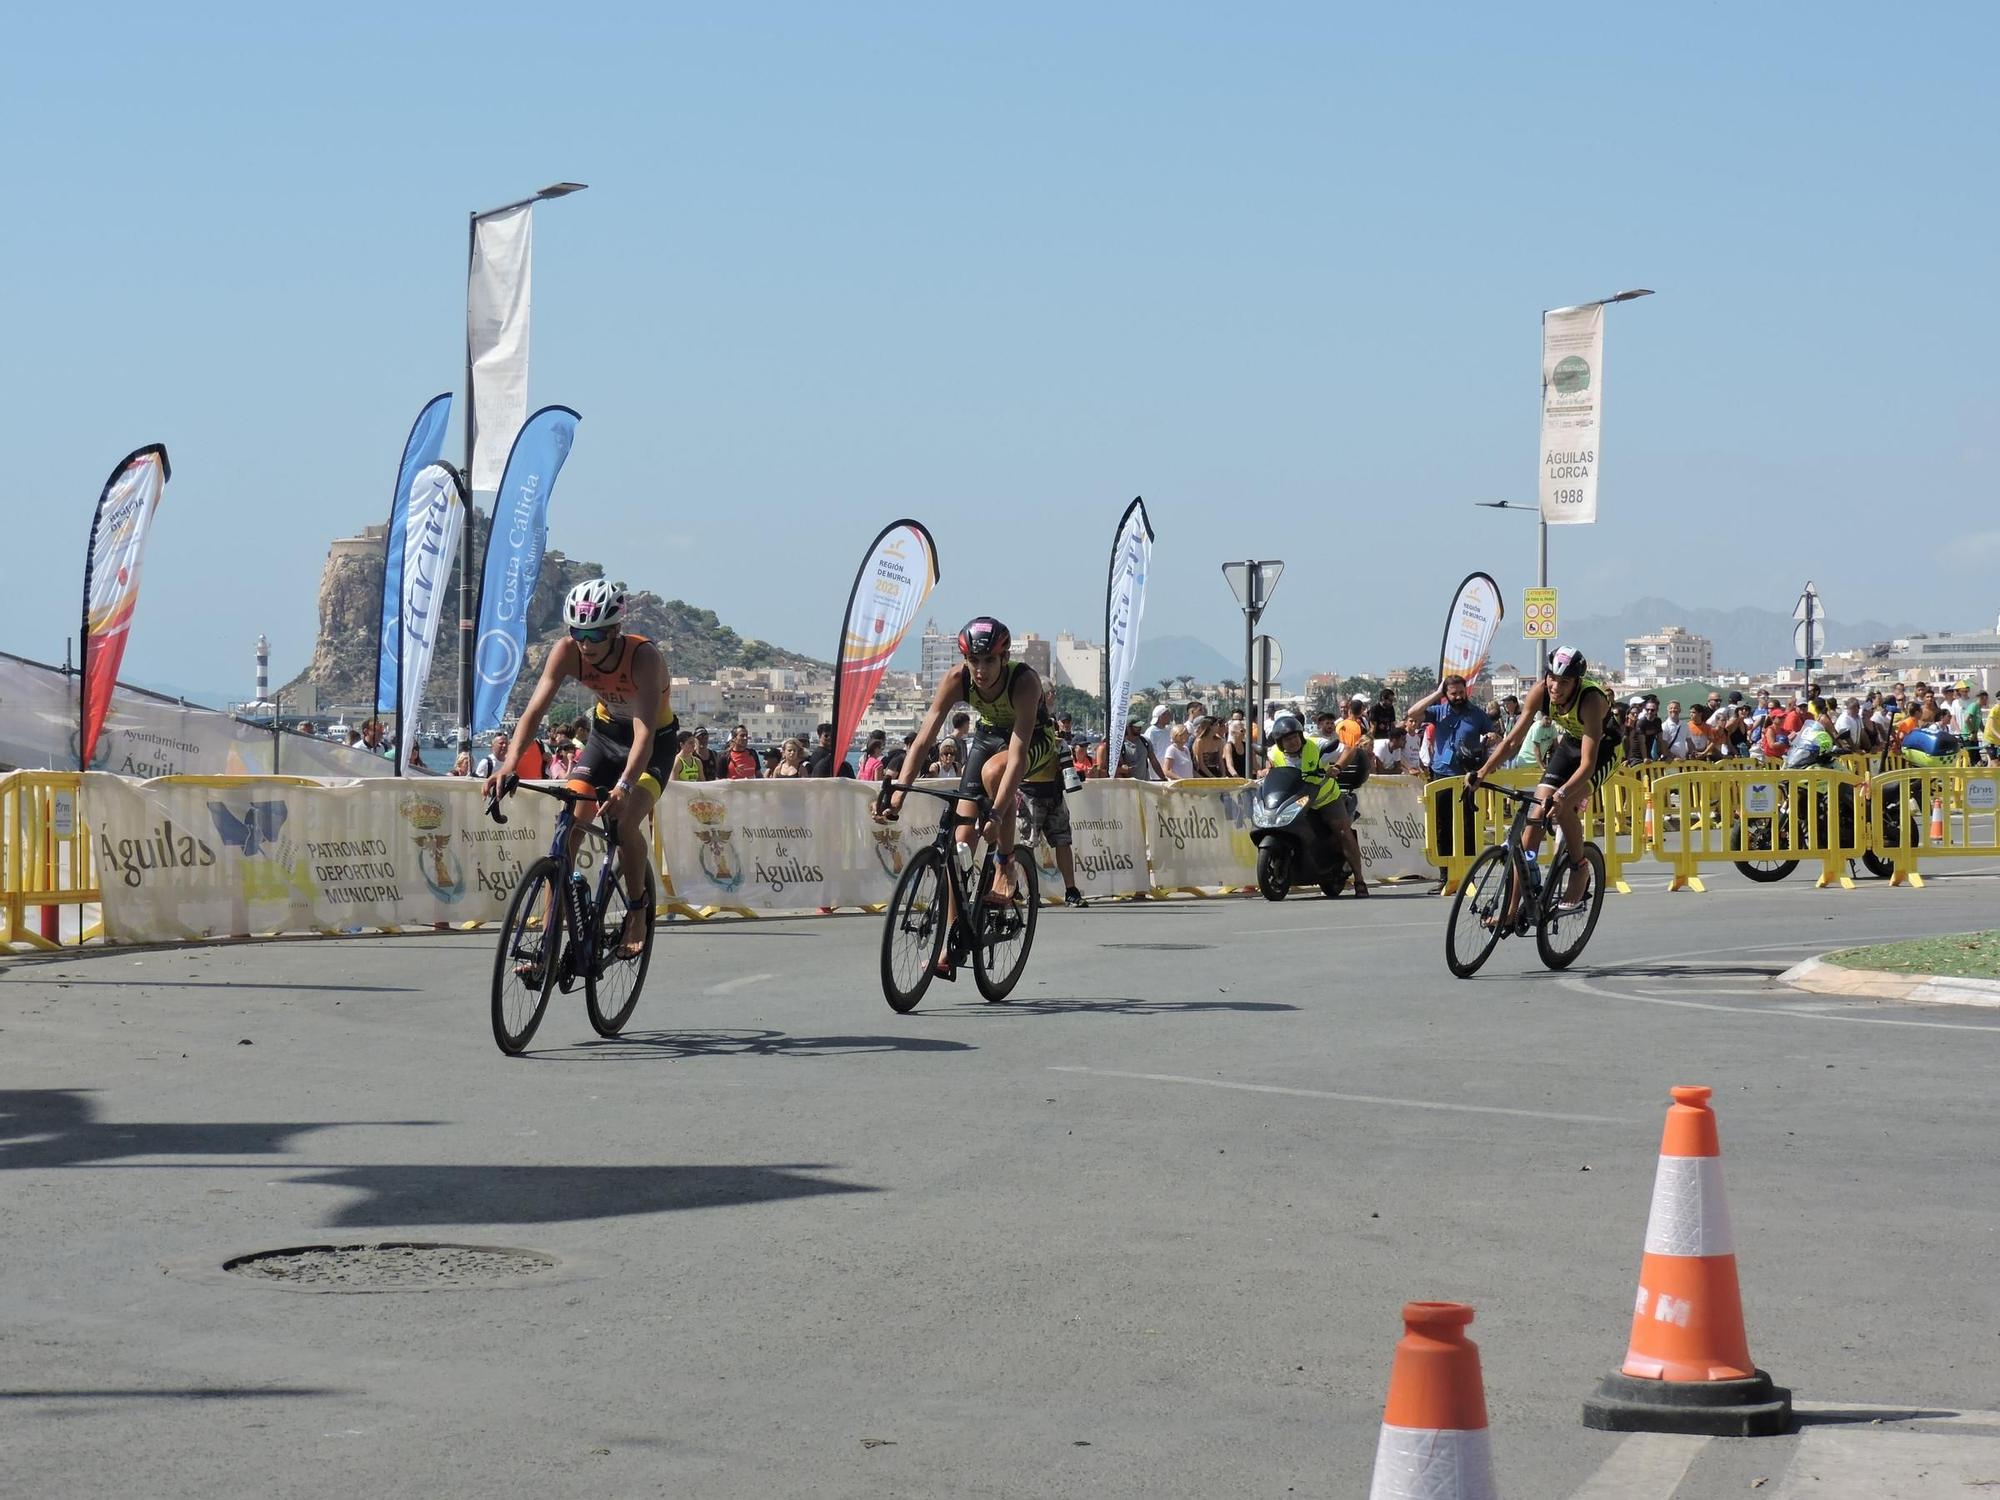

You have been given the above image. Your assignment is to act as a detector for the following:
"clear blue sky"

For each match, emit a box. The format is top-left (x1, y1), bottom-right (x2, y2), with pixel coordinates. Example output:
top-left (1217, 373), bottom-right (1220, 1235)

top-left (7, 3), bottom-right (1996, 703)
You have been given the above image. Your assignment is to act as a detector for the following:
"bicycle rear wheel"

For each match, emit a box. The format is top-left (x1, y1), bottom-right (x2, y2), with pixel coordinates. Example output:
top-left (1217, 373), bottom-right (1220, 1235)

top-left (972, 852), bottom-right (1039, 1002)
top-left (1444, 846), bottom-right (1512, 979)
top-left (492, 858), bottom-right (563, 1056)
top-left (1536, 842), bottom-right (1607, 970)
top-left (586, 858), bottom-right (656, 1037)
top-left (881, 846), bottom-right (948, 1013)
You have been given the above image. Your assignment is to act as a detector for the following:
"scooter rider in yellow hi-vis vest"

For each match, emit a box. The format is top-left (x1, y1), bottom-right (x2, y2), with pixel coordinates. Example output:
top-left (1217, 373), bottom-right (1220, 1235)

top-left (1267, 712), bottom-right (1369, 896)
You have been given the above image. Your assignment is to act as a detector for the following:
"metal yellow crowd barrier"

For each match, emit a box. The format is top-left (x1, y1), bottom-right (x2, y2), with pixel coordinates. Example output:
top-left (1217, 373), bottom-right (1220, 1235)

top-left (1, 772), bottom-right (98, 950)
top-left (1865, 765), bottom-right (2000, 887)
top-left (1422, 760), bottom-right (2000, 894)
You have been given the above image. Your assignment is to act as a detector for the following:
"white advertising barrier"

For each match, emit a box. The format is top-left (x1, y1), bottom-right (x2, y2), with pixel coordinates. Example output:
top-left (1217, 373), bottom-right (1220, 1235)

top-left (1137, 776), bottom-right (1434, 890)
top-left (658, 776), bottom-right (1155, 913)
top-left (84, 773), bottom-right (618, 943)
top-left (1021, 779), bottom-right (1152, 902)
top-left (0, 654), bottom-right (394, 779)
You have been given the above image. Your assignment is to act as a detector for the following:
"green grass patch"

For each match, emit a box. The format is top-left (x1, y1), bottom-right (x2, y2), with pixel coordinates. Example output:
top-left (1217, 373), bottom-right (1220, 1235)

top-left (1825, 930), bottom-right (2000, 981)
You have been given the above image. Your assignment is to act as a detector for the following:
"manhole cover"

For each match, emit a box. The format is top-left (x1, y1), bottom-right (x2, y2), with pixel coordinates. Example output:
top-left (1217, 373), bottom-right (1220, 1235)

top-left (223, 1242), bottom-right (559, 1292)
top-left (1099, 942), bottom-right (1212, 951)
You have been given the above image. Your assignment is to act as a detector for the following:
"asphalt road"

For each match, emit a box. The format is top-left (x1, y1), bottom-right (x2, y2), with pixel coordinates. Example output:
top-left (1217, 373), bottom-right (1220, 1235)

top-left (5, 864), bottom-right (1999, 1497)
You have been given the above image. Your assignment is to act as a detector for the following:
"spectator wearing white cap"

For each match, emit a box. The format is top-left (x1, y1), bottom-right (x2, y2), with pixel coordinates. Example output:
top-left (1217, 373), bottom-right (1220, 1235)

top-left (1143, 704), bottom-right (1176, 781)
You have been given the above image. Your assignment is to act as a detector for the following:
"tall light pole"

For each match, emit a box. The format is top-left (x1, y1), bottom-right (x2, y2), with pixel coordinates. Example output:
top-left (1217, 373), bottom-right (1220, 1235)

top-left (1531, 287), bottom-right (1654, 682)
top-left (1473, 500), bottom-right (1543, 678)
top-left (456, 181), bottom-right (588, 743)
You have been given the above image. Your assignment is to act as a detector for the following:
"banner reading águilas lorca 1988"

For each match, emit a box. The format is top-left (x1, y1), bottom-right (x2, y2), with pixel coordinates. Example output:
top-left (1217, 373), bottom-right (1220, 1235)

top-left (1540, 302), bottom-right (1603, 526)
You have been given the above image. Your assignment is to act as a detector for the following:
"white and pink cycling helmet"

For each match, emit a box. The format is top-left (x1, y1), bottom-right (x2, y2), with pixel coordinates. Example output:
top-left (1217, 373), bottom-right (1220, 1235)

top-left (564, 578), bottom-right (628, 630)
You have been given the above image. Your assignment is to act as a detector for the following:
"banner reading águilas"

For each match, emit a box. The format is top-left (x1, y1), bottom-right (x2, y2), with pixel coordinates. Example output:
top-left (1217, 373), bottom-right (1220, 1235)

top-left (375, 393), bottom-right (453, 721)
top-left (86, 773), bottom-right (577, 943)
top-left (831, 521), bottom-right (939, 764)
top-left (78, 445), bottom-right (172, 768)
top-left (472, 405), bottom-right (580, 733)
top-left (1438, 572), bottom-right (1504, 686)
top-left (1540, 303), bottom-right (1603, 525)
top-left (1102, 497), bottom-right (1154, 775)
top-left (396, 464), bottom-right (466, 770)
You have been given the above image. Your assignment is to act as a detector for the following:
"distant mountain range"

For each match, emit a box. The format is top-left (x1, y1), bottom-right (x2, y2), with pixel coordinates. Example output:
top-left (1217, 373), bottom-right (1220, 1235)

top-left (1132, 635), bottom-right (1244, 686)
top-left (1557, 596), bottom-right (1932, 675)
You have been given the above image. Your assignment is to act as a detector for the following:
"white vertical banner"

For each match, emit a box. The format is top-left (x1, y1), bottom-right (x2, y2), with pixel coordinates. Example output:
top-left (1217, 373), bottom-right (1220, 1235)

top-left (1539, 302), bottom-right (1604, 525)
top-left (468, 204), bottom-right (534, 492)
top-left (1102, 497), bottom-right (1154, 775)
top-left (395, 465), bottom-right (466, 770)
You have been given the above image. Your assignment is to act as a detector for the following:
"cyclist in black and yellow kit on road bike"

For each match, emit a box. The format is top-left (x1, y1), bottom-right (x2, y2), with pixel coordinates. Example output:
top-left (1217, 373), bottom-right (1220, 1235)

top-left (1467, 645), bottom-right (1621, 924)
top-left (878, 617), bottom-right (1057, 963)
top-left (484, 578), bottom-right (676, 958)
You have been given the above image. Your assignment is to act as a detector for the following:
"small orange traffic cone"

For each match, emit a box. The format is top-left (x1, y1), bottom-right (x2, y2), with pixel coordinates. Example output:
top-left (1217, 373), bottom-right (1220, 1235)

top-left (1582, 1086), bottom-right (1791, 1436)
top-left (1643, 792), bottom-right (1656, 844)
top-left (1368, 1302), bottom-right (1497, 1500)
top-left (1929, 794), bottom-right (1946, 843)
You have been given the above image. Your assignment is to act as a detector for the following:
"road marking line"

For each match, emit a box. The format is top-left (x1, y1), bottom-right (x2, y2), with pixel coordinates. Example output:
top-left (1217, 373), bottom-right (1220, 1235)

top-left (706, 972), bottom-right (775, 995)
top-left (1793, 1400), bottom-right (2000, 1428)
top-left (1048, 1066), bottom-right (1629, 1123)
top-left (1776, 1427), bottom-right (2000, 1495)
top-left (1559, 976), bottom-right (2000, 1034)
top-left (1229, 919), bottom-right (1444, 937)
top-left (1567, 1432), bottom-right (1708, 1499)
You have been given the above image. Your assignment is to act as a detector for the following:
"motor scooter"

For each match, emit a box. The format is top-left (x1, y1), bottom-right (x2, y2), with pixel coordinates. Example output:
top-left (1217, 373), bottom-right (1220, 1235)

top-left (1248, 763), bottom-right (1351, 901)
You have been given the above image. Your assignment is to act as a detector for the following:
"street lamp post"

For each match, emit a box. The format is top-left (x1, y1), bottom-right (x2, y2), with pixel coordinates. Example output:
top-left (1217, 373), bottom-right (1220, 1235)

top-left (1526, 287), bottom-right (1654, 682)
top-left (457, 181), bottom-right (588, 745)
top-left (1222, 561), bottom-right (1284, 777)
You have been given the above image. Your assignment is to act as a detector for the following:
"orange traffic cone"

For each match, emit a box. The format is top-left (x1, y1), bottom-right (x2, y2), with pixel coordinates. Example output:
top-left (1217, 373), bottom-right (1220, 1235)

top-left (1582, 1086), bottom-right (1791, 1436)
top-left (1368, 1302), bottom-right (1497, 1500)
top-left (1643, 792), bottom-right (1656, 844)
top-left (1929, 795), bottom-right (1945, 843)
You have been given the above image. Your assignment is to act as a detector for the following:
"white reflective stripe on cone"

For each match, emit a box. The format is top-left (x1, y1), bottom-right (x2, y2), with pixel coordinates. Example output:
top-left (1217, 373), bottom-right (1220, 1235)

top-left (1369, 1423), bottom-right (1496, 1500)
top-left (1643, 1154), bottom-right (1735, 1258)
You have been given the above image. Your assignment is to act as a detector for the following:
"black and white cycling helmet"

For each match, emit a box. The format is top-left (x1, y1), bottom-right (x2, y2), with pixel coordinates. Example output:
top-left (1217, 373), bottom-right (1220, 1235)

top-left (564, 578), bottom-right (628, 629)
top-left (1549, 646), bottom-right (1587, 681)
top-left (1269, 712), bottom-right (1305, 740)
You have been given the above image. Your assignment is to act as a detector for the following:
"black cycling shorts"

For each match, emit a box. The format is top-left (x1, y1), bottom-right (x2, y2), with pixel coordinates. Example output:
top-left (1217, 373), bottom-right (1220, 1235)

top-left (1540, 736), bottom-right (1619, 792)
top-left (958, 724), bottom-right (1060, 804)
top-left (571, 718), bottom-right (679, 799)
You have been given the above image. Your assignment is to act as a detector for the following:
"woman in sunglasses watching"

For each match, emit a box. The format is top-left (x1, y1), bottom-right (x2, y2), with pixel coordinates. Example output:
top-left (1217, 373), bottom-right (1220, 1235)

top-left (483, 578), bottom-right (673, 957)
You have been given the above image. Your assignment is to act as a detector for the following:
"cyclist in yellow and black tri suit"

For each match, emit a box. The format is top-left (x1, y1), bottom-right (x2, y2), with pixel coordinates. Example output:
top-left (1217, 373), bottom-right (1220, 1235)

top-left (879, 616), bottom-right (1055, 925)
top-left (484, 578), bottom-right (674, 957)
top-left (1468, 645), bottom-right (1621, 917)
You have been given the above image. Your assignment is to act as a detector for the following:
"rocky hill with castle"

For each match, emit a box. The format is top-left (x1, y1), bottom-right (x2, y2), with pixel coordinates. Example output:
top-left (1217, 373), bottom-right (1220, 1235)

top-left (277, 513), bottom-right (825, 722)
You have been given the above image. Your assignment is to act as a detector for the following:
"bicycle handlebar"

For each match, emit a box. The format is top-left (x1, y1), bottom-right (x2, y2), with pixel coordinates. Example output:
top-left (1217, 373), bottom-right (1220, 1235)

top-left (874, 779), bottom-right (993, 822)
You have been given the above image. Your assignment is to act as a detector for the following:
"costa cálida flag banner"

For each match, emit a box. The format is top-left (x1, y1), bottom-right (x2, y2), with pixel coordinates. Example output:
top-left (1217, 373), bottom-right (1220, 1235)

top-left (468, 205), bottom-right (533, 493)
top-left (1102, 496), bottom-right (1154, 777)
top-left (374, 393), bottom-right (454, 721)
top-left (78, 444), bottom-right (171, 768)
top-left (1437, 572), bottom-right (1503, 686)
top-left (830, 521), bottom-right (940, 768)
top-left (394, 463), bottom-right (466, 771)
top-left (471, 405), bottom-right (580, 733)
top-left (1540, 302), bottom-right (1604, 525)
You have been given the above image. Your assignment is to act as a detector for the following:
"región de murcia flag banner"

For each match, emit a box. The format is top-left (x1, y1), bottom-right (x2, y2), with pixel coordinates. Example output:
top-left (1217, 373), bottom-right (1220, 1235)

top-left (79, 444), bottom-right (171, 768)
top-left (1437, 572), bottom-right (1504, 686)
top-left (1540, 302), bottom-right (1604, 525)
top-left (830, 521), bottom-right (940, 766)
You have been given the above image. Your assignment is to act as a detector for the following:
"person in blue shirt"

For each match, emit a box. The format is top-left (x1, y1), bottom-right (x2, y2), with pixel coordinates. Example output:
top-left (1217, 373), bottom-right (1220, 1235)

top-left (1409, 674), bottom-right (1497, 779)
top-left (1408, 673), bottom-right (1497, 870)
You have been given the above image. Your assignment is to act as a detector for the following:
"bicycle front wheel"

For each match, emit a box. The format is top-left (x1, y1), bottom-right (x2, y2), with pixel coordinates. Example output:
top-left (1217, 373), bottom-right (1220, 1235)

top-left (1444, 846), bottom-right (1512, 979)
top-left (492, 858), bottom-right (564, 1056)
top-left (1536, 842), bottom-right (1607, 971)
top-left (586, 859), bottom-right (657, 1037)
top-left (972, 852), bottom-right (1039, 1002)
top-left (881, 846), bottom-right (948, 1013)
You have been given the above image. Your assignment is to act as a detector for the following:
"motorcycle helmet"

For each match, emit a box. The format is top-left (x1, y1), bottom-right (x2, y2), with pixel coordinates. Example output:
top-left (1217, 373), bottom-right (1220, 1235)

top-left (1269, 712), bottom-right (1305, 741)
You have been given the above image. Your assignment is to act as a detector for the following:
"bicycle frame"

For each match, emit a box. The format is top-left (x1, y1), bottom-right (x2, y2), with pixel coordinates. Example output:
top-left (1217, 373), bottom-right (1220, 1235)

top-left (489, 782), bottom-right (626, 985)
top-left (882, 781), bottom-right (1000, 951)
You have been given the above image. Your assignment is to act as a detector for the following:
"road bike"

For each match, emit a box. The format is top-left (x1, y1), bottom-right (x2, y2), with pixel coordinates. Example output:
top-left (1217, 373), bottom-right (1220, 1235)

top-left (1445, 782), bottom-right (1606, 978)
top-left (876, 782), bottom-right (1038, 1011)
top-left (486, 780), bottom-right (657, 1055)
